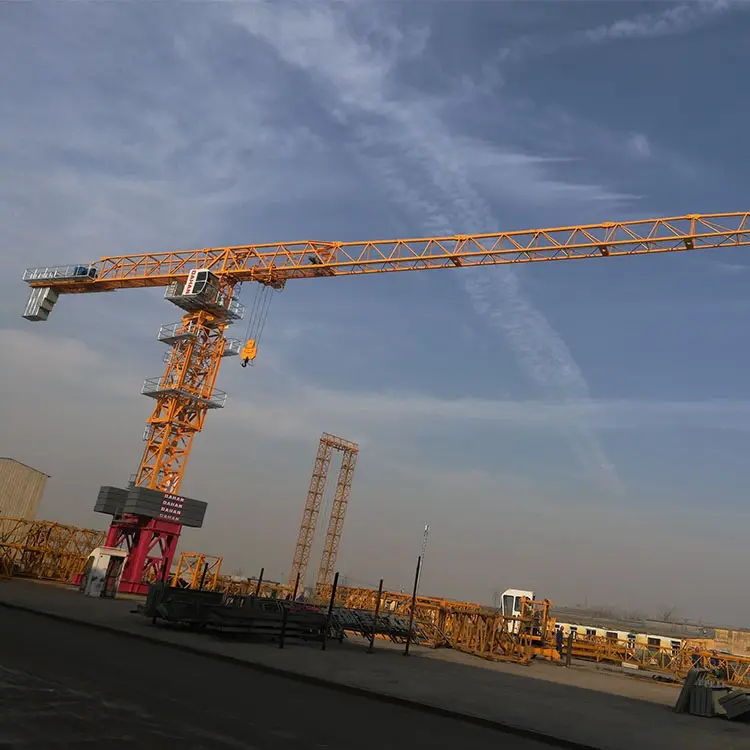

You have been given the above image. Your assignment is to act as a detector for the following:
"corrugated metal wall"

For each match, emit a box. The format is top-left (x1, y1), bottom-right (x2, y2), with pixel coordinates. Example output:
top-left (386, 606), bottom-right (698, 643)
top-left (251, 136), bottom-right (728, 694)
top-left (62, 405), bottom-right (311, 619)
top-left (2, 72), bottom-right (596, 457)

top-left (0, 458), bottom-right (49, 520)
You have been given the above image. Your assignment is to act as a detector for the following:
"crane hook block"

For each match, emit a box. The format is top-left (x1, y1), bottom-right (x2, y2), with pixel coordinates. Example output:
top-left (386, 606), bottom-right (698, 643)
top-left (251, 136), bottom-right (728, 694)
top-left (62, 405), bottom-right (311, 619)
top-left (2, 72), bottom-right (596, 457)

top-left (240, 339), bottom-right (258, 367)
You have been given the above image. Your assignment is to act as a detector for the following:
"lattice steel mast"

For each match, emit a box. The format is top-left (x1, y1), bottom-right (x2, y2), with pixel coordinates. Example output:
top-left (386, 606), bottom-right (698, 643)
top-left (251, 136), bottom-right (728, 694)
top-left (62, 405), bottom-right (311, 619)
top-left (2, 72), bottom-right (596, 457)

top-left (315, 439), bottom-right (358, 588)
top-left (21, 212), bottom-right (750, 494)
top-left (287, 436), bottom-right (334, 590)
top-left (287, 433), bottom-right (359, 590)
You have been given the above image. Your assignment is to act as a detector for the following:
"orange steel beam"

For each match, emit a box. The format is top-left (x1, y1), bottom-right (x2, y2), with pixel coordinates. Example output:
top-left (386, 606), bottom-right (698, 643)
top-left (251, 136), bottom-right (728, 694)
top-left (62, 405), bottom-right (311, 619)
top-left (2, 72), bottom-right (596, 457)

top-left (171, 551), bottom-right (223, 590)
top-left (23, 213), bottom-right (750, 294)
top-left (0, 517), bottom-right (106, 583)
top-left (315, 440), bottom-right (359, 588)
top-left (21, 212), bottom-right (750, 506)
top-left (136, 310), bottom-right (229, 492)
top-left (288, 436), bottom-right (335, 590)
top-left (569, 635), bottom-right (750, 688)
top-left (288, 433), bottom-right (358, 590)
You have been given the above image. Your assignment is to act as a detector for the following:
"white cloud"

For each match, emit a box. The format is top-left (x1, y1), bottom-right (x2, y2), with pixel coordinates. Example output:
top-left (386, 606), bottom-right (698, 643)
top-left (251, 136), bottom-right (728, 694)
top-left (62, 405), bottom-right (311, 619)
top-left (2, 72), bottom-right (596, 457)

top-left (4, 325), bottom-right (750, 621)
top-left (584, 0), bottom-right (735, 43)
top-left (3, 3), bottom-right (748, 623)
top-left (628, 133), bottom-right (652, 159)
top-left (231, 1), bottom-right (630, 495)
top-left (0, 7), bottom-right (346, 275)
top-left (5, 327), bottom-right (750, 444)
top-left (498, 0), bottom-right (740, 63)
top-left (712, 262), bottom-right (750, 274)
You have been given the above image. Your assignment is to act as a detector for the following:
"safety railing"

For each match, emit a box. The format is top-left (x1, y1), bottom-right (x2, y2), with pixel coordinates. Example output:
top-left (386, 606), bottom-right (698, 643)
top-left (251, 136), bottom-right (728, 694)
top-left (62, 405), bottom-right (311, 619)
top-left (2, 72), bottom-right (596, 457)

top-left (22, 264), bottom-right (98, 283)
top-left (141, 378), bottom-right (228, 408)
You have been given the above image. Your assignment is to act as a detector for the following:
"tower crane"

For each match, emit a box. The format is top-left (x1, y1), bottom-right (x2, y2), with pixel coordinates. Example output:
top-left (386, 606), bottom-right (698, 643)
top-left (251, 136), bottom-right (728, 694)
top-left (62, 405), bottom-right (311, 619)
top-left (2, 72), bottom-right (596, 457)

top-left (20, 212), bottom-right (750, 591)
top-left (21, 213), bottom-right (750, 497)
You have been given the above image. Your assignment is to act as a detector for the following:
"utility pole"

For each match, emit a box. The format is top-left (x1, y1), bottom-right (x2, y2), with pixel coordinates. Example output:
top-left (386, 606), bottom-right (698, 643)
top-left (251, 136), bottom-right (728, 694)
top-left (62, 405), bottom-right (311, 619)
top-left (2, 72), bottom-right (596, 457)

top-left (416, 523), bottom-right (429, 593)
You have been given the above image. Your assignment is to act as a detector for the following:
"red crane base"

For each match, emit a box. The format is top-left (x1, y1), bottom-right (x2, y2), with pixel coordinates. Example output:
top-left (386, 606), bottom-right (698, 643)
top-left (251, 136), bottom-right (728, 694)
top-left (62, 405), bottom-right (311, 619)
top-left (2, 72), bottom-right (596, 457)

top-left (104, 515), bottom-right (182, 595)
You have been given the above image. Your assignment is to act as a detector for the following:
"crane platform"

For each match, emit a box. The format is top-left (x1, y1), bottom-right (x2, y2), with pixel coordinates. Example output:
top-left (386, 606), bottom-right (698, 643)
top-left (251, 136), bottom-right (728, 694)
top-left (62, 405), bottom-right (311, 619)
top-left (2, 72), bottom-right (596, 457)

top-left (140, 378), bottom-right (228, 409)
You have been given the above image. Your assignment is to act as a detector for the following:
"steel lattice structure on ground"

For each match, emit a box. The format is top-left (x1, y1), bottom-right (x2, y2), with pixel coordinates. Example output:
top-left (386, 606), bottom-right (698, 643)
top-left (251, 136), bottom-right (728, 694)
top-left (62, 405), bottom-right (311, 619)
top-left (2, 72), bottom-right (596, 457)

top-left (214, 577), bottom-right (289, 599)
top-left (21, 213), bottom-right (750, 501)
top-left (0, 517), bottom-right (105, 583)
top-left (287, 433), bottom-right (359, 590)
top-left (171, 551), bottom-right (223, 590)
top-left (569, 635), bottom-right (750, 688)
top-left (325, 583), bottom-right (750, 686)
top-left (168, 551), bottom-right (290, 599)
top-left (321, 583), bottom-right (555, 662)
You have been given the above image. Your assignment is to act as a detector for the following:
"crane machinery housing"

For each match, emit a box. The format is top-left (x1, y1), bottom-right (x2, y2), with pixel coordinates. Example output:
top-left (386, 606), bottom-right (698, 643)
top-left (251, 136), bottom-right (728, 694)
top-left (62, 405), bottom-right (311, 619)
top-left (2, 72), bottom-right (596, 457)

top-left (21, 213), bottom-right (750, 590)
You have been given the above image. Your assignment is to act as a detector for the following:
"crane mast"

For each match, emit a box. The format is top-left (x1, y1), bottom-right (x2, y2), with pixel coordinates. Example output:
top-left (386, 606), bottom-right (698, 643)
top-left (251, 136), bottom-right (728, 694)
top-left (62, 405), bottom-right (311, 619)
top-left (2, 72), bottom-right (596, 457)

top-left (138, 309), bottom-right (233, 491)
top-left (20, 212), bottom-right (750, 498)
top-left (288, 433), bottom-right (359, 591)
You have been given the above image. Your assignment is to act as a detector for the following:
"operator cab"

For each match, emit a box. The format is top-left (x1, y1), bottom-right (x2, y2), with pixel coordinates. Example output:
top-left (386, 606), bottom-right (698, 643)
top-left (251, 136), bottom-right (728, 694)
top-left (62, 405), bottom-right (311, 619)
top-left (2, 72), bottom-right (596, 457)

top-left (500, 588), bottom-right (535, 634)
top-left (500, 588), bottom-right (535, 618)
top-left (182, 268), bottom-right (218, 298)
top-left (73, 265), bottom-right (98, 280)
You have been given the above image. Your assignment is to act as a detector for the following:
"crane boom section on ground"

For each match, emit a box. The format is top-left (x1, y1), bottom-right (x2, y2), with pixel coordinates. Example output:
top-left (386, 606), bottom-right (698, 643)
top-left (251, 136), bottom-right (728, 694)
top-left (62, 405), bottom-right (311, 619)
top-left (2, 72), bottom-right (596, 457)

top-left (22, 212), bottom-right (750, 294)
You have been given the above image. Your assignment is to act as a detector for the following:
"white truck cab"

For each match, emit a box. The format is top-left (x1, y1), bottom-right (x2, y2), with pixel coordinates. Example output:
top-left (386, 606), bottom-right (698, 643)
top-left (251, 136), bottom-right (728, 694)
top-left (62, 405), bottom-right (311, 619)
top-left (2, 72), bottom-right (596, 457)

top-left (500, 588), bottom-right (535, 633)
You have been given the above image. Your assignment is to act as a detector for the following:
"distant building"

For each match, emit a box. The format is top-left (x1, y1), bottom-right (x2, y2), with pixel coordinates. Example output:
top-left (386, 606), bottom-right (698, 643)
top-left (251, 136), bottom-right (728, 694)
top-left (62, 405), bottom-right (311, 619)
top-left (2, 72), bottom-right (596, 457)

top-left (0, 458), bottom-right (49, 521)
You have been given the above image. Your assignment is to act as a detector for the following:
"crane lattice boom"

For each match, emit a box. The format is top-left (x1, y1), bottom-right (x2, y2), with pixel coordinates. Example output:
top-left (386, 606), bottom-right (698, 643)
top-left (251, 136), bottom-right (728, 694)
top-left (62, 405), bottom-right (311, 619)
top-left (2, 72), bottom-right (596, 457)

top-left (23, 212), bottom-right (750, 294)
top-left (19, 211), bottom-right (750, 554)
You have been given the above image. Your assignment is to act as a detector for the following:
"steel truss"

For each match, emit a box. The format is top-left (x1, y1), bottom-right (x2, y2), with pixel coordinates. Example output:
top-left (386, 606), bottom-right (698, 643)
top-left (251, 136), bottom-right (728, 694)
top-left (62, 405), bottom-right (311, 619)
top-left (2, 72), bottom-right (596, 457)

top-left (570, 635), bottom-right (750, 688)
top-left (0, 517), bottom-right (105, 582)
top-left (320, 584), bottom-right (555, 662)
top-left (288, 432), bottom-right (359, 590)
top-left (138, 309), bottom-right (232, 493)
top-left (171, 551), bottom-right (222, 590)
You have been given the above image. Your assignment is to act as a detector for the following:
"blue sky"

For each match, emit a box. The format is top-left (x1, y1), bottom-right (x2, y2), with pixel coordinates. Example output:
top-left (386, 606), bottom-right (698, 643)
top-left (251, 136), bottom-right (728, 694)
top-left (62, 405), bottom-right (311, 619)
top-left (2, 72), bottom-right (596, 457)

top-left (1, 0), bottom-right (750, 625)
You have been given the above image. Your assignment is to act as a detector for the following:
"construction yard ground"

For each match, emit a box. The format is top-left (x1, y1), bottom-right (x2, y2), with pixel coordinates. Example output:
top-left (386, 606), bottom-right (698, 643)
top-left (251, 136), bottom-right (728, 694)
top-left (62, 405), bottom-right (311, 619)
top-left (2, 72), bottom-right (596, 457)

top-left (1, 579), bottom-right (749, 750)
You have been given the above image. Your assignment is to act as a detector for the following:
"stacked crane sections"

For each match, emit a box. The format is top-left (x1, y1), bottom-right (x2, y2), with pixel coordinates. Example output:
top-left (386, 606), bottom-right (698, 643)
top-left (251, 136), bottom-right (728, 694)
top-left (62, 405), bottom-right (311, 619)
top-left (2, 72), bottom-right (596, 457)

top-left (288, 433), bottom-right (359, 591)
top-left (135, 270), bottom-right (246, 493)
top-left (0, 517), bottom-right (105, 582)
top-left (171, 551), bottom-right (223, 590)
top-left (319, 583), bottom-right (553, 661)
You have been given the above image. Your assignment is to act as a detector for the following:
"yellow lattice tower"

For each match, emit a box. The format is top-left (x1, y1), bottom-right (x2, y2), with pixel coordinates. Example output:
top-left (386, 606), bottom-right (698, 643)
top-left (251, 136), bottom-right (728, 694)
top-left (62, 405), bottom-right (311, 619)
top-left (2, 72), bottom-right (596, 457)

top-left (287, 433), bottom-right (359, 590)
top-left (20, 213), bottom-right (750, 495)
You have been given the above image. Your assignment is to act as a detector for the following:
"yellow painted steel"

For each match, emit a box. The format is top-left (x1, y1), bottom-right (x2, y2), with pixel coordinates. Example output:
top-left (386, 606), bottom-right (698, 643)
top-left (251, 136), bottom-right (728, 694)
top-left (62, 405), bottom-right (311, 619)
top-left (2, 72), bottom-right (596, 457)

top-left (288, 433), bottom-right (359, 591)
top-left (0, 517), bottom-right (105, 582)
top-left (171, 551), bottom-right (223, 590)
top-left (137, 310), bottom-right (229, 492)
top-left (569, 634), bottom-right (750, 688)
top-left (24, 213), bottom-right (750, 293)
top-left (240, 338), bottom-right (257, 363)
top-left (321, 583), bottom-right (555, 662)
top-left (23, 211), bottom-right (750, 496)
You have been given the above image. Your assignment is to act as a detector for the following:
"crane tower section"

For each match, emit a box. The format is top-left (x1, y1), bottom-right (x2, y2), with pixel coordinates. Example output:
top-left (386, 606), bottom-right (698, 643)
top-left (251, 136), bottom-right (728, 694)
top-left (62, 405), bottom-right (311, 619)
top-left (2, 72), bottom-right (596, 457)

top-left (134, 270), bottom-right (245, 493)
top-left (288, 433), bottom-right (359, 591)
top-left (135, 270), bottom-right (245, 493)
top-left (20, 213), bottom-right (750, 496)
top-left (316, 444), bottom-right (358, 588)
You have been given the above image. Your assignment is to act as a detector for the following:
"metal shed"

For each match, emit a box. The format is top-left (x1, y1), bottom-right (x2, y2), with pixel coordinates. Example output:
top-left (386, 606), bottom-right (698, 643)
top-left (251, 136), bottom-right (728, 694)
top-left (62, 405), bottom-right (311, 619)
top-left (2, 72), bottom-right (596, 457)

top-left (0, 458), bottom-right (49, 520)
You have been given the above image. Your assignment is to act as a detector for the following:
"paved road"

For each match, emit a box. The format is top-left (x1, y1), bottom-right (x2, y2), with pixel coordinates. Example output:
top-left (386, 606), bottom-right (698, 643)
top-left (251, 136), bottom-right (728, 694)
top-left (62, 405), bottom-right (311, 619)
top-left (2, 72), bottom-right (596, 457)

top-left (0, 607), bottom-right (560, 750)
